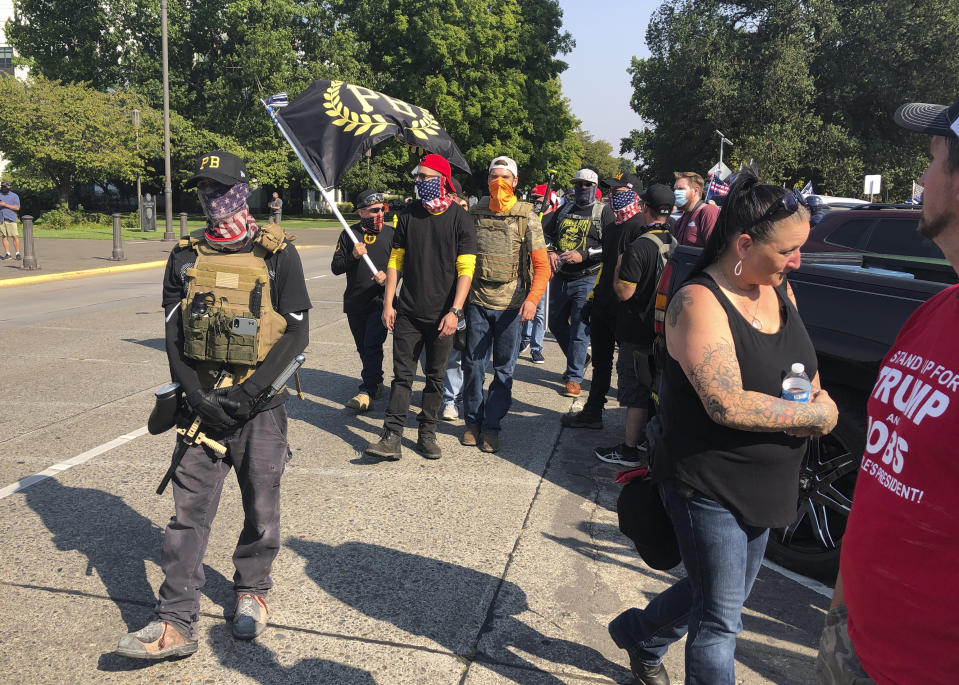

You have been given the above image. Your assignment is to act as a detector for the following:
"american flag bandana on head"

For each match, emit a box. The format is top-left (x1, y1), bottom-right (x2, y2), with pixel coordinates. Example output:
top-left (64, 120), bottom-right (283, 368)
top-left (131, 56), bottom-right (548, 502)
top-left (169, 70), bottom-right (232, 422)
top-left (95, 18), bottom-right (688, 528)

top-left (415, 176), bottom-right (454, 214)
top-left (611, 189), bottom-right (641, 225)
top-left (204, 207), bottom-right (259, 249)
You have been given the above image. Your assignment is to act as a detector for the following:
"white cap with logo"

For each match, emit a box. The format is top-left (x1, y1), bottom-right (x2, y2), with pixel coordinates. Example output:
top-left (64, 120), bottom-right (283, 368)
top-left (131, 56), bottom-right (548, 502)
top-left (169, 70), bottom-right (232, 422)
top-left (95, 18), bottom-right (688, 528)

top-left (573, 168), bottom-right (599, 185)
top-left (489, 155), bottom-right (518, 179)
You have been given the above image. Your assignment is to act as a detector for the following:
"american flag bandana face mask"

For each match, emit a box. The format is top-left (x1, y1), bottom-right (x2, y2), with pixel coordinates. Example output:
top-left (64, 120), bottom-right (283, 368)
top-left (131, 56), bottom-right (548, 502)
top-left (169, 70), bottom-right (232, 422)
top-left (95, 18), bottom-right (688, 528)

top-left (198, 181), bottom-right (251, 223)
top-left (415, 176), bottom-right (454, 213)
top-left (611, 189), bottom-right (641, 224)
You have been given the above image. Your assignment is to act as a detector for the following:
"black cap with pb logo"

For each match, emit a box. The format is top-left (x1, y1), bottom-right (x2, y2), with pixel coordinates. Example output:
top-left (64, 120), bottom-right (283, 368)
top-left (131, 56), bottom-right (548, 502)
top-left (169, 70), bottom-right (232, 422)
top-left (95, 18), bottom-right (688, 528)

top-left (185, 150), bottom-right (248, 188)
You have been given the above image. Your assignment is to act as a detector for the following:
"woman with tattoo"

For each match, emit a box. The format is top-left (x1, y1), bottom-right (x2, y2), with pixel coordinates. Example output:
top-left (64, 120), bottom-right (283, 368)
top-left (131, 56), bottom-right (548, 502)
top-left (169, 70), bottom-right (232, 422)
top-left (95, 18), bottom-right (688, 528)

top-left (608, 169), bottom-right (838, 685)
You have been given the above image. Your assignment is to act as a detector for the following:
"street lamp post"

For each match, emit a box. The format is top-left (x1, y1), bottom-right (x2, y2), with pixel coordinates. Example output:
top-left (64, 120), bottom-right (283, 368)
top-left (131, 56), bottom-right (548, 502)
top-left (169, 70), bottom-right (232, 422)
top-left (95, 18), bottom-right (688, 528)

top-left (715, 129), bottom-right (733, 172)
top-left (161, 0), bottom-right (175, 240)
top-left (132, 108), bottom-right (141, 228)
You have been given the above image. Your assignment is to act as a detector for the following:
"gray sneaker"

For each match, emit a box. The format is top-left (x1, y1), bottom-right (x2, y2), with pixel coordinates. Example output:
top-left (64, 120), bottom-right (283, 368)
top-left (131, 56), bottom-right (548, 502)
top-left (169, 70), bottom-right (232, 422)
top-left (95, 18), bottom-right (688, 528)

top-left (440, 402), bottom-right (459, 421)
top-left (116, 620), bottom-right (198, 660)
top-left (232, 594), bottom-right (269, 639)
top-left (594, 442), bottom-right (647, 467)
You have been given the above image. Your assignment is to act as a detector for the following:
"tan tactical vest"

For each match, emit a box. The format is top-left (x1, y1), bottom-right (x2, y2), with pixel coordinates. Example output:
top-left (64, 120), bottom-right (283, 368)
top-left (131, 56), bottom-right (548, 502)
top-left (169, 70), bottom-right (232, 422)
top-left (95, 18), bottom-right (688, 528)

top-left (471, 198), bottom-right (534, 289)
top-left (180, 224), bottom-right (290, 388)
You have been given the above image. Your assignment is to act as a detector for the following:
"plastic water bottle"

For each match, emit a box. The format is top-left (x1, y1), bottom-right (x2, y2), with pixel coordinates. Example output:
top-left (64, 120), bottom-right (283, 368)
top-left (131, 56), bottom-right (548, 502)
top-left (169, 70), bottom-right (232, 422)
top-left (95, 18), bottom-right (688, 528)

top-left (781, 363), bottom-right (812, 402)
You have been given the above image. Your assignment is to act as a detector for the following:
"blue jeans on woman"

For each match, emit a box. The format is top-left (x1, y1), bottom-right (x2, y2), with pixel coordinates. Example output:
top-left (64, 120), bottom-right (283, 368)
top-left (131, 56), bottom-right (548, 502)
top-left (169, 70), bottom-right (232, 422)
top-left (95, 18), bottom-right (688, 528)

top-left (462, 304), bottom-right (522, 433)
top-left (608, 480), bottom-right (770, 685)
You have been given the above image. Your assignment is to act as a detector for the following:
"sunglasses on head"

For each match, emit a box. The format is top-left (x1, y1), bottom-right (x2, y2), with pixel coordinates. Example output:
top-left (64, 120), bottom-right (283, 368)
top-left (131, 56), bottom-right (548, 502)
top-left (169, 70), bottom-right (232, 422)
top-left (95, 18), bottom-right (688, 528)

top-left (752, 190), bottom-right (806, 226)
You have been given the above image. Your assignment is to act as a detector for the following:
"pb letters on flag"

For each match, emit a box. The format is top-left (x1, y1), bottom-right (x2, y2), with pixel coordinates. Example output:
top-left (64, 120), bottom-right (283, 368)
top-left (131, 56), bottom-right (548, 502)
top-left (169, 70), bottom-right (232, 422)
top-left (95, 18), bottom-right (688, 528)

top-left (274, 80), bottom-right (470, 189)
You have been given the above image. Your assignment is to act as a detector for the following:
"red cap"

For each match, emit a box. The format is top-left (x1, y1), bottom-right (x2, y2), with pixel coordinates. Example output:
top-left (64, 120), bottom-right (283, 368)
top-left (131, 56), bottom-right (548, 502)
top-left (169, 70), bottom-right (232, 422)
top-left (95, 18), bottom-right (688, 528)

top-left (413, 153), bottom-right (453, 191)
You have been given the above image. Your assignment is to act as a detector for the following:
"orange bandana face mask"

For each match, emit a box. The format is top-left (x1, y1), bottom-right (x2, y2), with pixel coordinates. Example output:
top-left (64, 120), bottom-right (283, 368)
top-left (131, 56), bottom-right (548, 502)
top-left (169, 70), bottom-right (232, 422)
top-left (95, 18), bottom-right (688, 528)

top-left (488, 177), bottom-right (517, 213)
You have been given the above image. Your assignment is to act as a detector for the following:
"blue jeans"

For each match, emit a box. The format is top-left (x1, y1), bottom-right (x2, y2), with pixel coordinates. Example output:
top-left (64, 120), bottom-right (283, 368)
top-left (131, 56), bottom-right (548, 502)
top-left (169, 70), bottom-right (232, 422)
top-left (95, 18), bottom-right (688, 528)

top-left (547, 275), bottom-right (591, 383)
top-left (462, 304), bottom-right (523, 433)
top-left (346, 309), bottom-right (389, 394)
top-left (608, 480), bottom-right (769, 685)
top-left (444, 348), bottom-right (463, 405)
top-left (522, 291), bottom-right (547, 353)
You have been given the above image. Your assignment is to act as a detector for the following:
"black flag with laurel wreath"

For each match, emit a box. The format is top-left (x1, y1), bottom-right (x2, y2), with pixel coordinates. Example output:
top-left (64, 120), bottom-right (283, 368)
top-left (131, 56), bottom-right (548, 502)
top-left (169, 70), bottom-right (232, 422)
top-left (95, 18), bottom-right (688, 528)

top-left (273, 80), bottom-right (471, 189)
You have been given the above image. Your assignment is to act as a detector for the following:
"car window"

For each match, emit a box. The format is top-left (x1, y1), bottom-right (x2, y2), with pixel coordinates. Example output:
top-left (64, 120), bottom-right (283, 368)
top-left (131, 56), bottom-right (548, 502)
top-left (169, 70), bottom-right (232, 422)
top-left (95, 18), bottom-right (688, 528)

top-left (824, 218), bottom-right (873, 249)
top-left (866, 218), bottom-right (943, 259)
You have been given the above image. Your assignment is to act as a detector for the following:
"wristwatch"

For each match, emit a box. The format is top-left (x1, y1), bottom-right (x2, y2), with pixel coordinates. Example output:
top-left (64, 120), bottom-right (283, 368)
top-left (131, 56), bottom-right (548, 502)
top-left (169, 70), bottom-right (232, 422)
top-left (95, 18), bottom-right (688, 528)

top-left (450, 307), bottom-right (464, 320)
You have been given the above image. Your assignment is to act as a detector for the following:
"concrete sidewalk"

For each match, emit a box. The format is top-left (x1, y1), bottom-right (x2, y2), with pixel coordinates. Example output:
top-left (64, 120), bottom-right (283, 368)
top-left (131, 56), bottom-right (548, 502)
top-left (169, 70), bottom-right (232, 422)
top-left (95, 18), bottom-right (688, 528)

top-left (0, 228), bottom-right (339, 285)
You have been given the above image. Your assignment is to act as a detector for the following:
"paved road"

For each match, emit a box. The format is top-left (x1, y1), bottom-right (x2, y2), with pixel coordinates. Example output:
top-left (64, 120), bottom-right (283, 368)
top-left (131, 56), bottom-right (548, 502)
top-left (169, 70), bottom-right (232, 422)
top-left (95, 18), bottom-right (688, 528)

top-left (0, 244), bottom-right (830, 683)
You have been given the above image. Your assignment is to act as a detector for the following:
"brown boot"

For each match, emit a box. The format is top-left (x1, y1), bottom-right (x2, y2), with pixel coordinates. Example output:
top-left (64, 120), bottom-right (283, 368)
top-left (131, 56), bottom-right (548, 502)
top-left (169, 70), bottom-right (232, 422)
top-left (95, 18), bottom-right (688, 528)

top-left (563, 381), bottom-right (581, 397)
top-left (116, 620), bottom-right (198, 660)
top-left (461, 425), bottom-right (480, 446)
top-left (479, 432), bottom-right (500, 453)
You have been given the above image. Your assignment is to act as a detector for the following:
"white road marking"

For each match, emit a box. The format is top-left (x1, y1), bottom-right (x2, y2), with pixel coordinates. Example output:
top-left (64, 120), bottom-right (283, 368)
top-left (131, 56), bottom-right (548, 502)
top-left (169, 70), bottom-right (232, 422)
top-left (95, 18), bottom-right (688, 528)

top-left (761, 559), bottom-right (833, 598)
top-left (0, 426), bottom-right (149, 501)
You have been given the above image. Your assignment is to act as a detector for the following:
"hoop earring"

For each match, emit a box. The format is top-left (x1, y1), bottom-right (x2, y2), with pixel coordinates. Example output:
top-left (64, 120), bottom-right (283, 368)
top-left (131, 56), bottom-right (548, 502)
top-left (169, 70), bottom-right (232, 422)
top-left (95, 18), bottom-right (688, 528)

top-left (734, 260), bottom-right (743, 276)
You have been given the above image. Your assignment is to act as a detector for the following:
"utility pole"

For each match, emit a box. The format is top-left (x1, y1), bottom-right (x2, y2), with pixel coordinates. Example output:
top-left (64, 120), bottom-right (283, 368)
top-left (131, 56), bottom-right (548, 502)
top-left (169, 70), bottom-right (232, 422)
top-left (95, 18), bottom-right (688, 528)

top-left (161, 0), bottom-right (174, 240)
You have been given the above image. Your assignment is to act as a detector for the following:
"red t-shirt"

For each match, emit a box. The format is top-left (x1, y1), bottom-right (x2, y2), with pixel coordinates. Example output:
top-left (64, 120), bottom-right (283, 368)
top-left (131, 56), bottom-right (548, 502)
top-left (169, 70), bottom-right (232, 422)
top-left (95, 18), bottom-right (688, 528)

top-left (841, 284), bottom-right (959, 684)
top-left (674, 202), bottom-right (719, 247)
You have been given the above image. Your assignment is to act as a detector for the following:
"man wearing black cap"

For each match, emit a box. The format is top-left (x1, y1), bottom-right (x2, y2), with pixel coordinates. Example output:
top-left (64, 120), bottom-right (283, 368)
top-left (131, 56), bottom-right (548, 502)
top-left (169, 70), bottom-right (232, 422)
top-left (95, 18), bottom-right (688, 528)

top-left (587, 183), bottom-right (676, 468)
top-left (332, 189), bottom-right (391, 412)
top-left (116, 150), bottom-right (311, 660)
top-left (562, 172), bottom-right (645, 430)
top-left (816, 101), bottom-right (959, 685)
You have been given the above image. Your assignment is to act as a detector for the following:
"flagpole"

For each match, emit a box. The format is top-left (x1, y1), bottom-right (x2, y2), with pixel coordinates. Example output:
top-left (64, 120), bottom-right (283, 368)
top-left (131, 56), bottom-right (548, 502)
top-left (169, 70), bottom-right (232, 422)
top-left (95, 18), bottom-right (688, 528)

top-left (262, 98), bottom-right (379, 277)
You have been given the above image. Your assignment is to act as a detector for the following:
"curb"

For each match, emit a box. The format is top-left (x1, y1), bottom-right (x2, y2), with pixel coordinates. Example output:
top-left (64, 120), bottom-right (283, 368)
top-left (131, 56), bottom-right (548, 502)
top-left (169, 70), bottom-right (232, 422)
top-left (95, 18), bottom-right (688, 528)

top-left (0, 244), bottom-right (326, 289)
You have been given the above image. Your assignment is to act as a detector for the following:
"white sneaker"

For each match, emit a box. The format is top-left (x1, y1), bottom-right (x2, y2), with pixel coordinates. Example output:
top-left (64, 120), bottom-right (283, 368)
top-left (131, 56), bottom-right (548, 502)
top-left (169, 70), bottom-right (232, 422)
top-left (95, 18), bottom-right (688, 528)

top-left (441, 402), bottom-right (459, 421)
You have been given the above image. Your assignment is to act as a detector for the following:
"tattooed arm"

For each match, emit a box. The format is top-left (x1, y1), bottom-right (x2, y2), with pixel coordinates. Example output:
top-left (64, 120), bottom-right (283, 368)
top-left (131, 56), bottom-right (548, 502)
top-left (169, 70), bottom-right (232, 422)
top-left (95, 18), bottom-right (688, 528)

top-left (665, 284), bottom-right (838, 434)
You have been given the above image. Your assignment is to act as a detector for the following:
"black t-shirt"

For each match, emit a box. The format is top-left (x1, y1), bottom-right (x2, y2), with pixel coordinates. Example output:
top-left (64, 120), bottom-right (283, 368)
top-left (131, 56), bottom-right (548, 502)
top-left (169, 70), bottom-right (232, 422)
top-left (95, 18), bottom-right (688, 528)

top-left (542, 202), bottom-right (614, 279)
top-left (592, 214), bottom-right (646, 312)
top-left (616, 224), bottom-right (672, 346)
top-left (331, 223), bottom-right (394, 314)
top-left (392, 202), bottom-right (477, 321)
top-left (162, 237), bottom-right (312, 315)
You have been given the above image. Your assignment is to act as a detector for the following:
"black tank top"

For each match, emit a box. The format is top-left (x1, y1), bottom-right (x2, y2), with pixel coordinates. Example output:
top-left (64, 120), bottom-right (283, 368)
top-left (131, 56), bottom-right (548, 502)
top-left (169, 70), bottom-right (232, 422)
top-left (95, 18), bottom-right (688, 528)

top-left (655, 273), bottom-right (817, 528)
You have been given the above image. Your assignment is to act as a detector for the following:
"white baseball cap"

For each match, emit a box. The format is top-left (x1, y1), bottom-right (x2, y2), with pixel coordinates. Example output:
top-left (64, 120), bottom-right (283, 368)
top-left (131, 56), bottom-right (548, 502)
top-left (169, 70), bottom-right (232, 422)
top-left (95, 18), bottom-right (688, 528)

top-left (573, 168), bottom-right (599, 185)
top-left (488, 155), bottom-right (518, 179)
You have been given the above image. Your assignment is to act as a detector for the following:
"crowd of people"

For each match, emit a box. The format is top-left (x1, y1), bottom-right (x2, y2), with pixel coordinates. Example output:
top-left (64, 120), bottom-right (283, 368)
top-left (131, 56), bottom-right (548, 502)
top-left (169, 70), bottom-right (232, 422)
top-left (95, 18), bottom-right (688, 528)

top-left (116, 96), bottom-right (959, 685)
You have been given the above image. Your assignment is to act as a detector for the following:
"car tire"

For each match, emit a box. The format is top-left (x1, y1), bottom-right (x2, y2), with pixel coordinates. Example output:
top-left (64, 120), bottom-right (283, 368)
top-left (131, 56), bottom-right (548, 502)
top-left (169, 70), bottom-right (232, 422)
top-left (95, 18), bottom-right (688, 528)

top-left (765, 386), bottom-right (866, 580)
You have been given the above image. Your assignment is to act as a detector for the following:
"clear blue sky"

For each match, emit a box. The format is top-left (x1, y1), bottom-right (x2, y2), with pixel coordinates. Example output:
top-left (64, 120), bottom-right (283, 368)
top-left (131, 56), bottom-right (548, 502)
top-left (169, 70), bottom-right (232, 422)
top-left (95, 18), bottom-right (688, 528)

top-left (557, 0), bottom-right (661, 155)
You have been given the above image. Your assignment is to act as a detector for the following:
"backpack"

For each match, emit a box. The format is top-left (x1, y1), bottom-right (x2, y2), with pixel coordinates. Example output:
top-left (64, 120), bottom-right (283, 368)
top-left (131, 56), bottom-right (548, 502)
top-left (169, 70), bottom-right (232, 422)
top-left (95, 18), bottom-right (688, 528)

top-left (629, 228), bottom-right (676, 335)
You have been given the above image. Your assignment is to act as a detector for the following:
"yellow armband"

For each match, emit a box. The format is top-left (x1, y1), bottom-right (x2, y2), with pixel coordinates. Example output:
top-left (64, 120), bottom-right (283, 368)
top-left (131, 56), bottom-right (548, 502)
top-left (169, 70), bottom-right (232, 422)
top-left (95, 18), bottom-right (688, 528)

top-left (456, 253), bottom-right (476, 278)
top-left (388, 248), bottom-right (405, 272)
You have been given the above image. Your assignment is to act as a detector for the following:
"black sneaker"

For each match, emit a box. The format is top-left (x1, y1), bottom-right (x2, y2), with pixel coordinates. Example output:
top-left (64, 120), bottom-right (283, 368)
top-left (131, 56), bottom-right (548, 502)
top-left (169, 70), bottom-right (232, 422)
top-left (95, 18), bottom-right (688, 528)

top-left (365, 429), bottom-right (402, 460)
top-left (626, 648), bottom-right (671, 685)
top-left (594, 442), bottom-right (646, 467)
top-left (416, 432), bottom-right (442, 460)
top-left (0, 254), bottom-right (8, 260)
top-left (560, 409), bottom-right (603, 429)
top-left (519, 338), bottom-right (531, 354)
top-left (531, 349), bottom-right (545, 364)
top-left (15, 252), bottom-right (21, 260)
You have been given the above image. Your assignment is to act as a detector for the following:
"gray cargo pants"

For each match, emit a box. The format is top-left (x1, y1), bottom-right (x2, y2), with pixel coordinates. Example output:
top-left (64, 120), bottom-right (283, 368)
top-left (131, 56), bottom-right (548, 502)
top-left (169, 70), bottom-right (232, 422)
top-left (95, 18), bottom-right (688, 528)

top-left (155, 405), bottom-right (290, 638)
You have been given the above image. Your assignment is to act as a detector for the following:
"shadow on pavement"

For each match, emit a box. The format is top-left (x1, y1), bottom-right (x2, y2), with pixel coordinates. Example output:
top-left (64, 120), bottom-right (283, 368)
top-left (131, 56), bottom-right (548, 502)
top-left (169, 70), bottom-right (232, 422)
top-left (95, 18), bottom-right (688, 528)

top-left (23, 479), bottom-right (234, 633)
top-left (287, 537), bottom-right (629, 685)
top-left (208, 623), bottom-right (377, 684)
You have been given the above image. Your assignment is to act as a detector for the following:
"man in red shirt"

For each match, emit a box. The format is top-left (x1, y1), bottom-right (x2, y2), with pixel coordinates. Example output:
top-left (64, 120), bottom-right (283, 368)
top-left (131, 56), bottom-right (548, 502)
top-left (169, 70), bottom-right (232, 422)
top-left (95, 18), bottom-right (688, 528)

top-left (817, 98), bottom-right (959, 685)
top-left (671, 171), bottom-right (719, 247)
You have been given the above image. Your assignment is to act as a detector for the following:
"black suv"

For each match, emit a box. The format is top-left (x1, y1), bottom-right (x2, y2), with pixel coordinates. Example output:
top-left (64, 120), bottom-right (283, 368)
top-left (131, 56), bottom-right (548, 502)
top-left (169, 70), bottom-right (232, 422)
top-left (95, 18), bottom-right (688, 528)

top-left (804, 204), bottom-right (942, 260)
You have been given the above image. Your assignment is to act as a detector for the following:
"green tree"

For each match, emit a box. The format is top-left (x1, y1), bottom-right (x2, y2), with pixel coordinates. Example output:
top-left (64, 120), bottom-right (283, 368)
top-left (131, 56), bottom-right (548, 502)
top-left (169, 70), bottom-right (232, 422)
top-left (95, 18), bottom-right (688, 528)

top-left (0, 77), bottom-right (161, 206)
top-left (577, 129), bottom-right (621, 179)
top-left (624, 0), bottom-right (959, 198)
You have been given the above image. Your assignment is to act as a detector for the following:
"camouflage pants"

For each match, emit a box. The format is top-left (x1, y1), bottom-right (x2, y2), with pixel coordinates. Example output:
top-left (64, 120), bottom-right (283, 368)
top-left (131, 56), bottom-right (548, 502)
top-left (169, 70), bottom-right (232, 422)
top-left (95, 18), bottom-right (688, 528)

top-left (815, 606), bottom-right (876, 684)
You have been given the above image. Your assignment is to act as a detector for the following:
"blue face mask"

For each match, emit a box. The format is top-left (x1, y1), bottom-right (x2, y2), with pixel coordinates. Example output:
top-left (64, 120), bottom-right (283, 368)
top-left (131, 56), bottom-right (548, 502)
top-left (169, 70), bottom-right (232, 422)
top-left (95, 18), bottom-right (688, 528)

top-left (574, 185), bottom-right (596, 207)
top-left (673, 189), bottom-right (687, 209)
top-left (611, 190), bottom-right (636, 210)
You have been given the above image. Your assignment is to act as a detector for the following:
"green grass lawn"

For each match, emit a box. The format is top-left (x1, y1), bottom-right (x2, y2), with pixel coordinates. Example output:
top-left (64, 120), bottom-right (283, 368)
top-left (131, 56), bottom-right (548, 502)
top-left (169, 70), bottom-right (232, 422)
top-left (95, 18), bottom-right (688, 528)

top-left (30, 216), bottom-right (348, 240)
